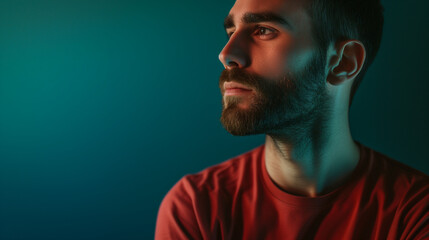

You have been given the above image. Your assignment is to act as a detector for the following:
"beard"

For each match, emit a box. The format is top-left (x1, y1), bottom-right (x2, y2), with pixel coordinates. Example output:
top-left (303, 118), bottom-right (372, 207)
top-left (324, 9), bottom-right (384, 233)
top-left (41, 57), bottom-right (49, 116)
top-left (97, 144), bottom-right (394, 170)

top-left (219, 51), bottom-right (328, 136)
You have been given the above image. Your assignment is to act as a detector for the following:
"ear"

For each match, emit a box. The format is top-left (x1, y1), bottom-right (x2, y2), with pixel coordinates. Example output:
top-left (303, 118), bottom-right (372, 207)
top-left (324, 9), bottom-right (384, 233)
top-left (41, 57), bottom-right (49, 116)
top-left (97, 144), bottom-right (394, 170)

top-left (327, 40), bottom-right (366, 86)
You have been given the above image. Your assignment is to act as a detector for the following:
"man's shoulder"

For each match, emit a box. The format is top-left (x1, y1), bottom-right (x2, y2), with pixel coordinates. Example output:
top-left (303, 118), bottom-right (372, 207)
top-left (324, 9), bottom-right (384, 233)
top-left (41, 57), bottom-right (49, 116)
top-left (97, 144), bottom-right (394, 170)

top-left (157, 145), bottom-right (264, 226)
top-left (363, 145), bottom-right (428, 185)
top-left (360, 145), bottom-right (429, 238)
top-left (360, 144), bottom-right (429, 208)
top-left (154, 146), bottom-right (265, 240)
top-left (180, 145), bottom-right (265, 192)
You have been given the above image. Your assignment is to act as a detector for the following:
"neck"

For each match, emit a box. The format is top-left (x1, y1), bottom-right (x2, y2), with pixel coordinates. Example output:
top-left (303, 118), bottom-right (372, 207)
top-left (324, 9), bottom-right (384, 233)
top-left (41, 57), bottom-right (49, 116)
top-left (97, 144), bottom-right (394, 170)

top-left (264, 106), bottom-right (360, 197)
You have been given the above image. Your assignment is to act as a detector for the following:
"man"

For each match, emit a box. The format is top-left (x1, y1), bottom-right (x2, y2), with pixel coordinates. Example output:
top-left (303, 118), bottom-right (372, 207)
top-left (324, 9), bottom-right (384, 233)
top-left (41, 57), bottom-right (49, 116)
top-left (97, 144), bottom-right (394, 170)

top-left (155, 0), bottom-right (429, 238)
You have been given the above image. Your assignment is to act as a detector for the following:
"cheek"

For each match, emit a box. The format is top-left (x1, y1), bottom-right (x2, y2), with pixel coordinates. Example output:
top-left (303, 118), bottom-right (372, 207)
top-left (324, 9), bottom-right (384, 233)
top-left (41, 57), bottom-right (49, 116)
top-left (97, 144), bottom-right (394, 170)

top-left (252, 43), bottom-right (293, 79)
top-left (263, 47), bottom-right (318, 81)
top-left (251, 37), bottom-right (314, 80)
top-left (288, 48), bottom-right (316, 72)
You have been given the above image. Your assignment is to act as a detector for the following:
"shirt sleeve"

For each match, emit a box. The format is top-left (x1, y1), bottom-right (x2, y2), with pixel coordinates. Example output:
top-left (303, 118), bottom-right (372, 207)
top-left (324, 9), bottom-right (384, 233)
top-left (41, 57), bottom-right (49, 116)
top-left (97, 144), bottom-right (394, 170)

top-left (155, 177), bottom-right (203, 240)
top-left (389, 178), bottom-right (429, 240)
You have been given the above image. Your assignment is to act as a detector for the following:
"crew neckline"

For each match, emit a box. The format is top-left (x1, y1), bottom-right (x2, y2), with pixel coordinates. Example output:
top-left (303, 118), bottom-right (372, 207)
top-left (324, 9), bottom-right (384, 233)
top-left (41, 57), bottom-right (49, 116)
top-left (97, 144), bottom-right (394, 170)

top-left (259, 141), bottom-right (368, 207)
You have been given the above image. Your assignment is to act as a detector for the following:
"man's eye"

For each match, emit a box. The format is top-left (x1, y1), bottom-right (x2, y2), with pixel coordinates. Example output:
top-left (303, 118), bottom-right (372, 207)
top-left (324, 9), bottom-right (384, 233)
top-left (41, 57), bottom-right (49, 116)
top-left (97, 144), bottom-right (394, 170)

top-left (226, 27), bottom-right (277, 40)
top-left (254, 26), bottom-right (277, 40)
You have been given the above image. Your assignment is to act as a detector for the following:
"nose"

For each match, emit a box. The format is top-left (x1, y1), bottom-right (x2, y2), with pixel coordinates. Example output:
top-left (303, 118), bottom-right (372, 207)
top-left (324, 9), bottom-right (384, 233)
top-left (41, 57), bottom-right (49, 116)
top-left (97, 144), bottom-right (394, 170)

top-left (218, 32), bottom-right (249, 69)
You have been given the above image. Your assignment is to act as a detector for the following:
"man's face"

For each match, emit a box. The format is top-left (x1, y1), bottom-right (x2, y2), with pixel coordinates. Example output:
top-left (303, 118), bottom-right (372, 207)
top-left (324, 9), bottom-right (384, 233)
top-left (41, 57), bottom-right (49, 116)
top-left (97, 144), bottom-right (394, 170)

top-left (219, 0), bottom-right (328, 136)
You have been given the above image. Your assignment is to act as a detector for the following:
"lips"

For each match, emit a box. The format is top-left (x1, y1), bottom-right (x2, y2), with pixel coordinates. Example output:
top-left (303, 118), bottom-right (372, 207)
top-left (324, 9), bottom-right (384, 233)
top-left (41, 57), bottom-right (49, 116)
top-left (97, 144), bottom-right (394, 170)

top-left (223, 82), bottom-right (253, 96)
top-left (224, 82), bottom-right (252, 91)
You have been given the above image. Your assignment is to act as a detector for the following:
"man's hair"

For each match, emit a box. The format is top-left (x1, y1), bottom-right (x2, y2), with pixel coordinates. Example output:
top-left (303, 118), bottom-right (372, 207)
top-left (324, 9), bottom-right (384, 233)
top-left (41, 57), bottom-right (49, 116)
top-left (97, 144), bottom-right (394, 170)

top-left (307, 0), bottom-right (384, 105)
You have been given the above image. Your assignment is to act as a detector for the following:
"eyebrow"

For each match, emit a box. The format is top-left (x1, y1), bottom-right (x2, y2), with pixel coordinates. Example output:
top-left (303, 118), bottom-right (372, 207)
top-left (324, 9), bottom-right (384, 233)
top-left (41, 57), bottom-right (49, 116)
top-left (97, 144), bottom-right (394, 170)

top-left (223, 12), bottom-right (291, 30)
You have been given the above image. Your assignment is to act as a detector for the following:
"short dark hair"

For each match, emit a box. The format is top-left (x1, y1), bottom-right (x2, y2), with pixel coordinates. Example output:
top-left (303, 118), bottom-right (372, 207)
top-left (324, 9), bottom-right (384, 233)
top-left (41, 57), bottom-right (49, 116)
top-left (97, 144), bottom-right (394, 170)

top-left (307, 0), bottom-right (384, 105)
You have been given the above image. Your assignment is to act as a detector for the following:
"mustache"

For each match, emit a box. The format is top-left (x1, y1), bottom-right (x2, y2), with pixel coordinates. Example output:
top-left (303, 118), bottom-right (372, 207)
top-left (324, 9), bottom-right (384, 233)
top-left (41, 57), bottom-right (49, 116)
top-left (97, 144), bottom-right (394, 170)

top-left (219, 69), bottom-right (263, 92)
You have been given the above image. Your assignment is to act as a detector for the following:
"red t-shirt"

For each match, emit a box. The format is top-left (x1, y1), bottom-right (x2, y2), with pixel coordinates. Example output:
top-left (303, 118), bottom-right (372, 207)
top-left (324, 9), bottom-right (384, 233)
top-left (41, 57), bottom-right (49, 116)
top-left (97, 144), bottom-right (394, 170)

top-left (155, 143), bottom-right (429, 239)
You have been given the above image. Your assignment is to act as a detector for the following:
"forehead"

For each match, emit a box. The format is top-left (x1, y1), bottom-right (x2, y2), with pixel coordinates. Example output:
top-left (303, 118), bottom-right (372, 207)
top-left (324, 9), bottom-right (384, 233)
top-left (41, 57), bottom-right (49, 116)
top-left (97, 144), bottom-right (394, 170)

top-left (228, 0), bottom-right (310, 25)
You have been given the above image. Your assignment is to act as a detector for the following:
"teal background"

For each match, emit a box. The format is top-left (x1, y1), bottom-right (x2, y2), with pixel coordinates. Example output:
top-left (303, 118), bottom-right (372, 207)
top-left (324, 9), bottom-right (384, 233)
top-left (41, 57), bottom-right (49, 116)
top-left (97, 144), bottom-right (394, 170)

top-left (0, 0), bottom-right (427, 239)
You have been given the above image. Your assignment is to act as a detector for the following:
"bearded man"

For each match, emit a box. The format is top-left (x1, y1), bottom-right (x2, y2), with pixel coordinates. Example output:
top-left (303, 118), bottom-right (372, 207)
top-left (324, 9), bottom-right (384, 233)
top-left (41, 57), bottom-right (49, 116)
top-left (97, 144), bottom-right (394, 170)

top-left (155, 0), bottom-right (429, 238)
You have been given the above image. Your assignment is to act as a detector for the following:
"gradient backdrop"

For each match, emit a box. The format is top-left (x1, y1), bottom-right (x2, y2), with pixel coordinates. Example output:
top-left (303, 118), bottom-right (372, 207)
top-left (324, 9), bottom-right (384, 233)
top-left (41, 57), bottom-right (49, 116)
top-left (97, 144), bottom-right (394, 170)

top-left (0, 0), bottom-right (428, 239)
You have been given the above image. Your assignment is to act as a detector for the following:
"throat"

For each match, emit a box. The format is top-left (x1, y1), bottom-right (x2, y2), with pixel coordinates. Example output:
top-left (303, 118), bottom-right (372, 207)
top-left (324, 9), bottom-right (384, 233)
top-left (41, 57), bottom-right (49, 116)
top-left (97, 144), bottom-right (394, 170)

top-left (264, 132), bottom-right (360, 197)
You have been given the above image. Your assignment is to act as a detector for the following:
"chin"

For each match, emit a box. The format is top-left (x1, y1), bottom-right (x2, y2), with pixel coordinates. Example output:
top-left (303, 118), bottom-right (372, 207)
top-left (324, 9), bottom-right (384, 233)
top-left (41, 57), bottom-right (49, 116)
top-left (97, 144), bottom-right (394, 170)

top-left (220, 106), bottom-right (267, 136)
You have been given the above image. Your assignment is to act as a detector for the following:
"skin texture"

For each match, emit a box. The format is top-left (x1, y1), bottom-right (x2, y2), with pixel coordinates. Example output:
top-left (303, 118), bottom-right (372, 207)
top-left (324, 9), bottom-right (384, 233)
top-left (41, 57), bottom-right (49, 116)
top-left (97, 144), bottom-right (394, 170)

top-left (218, 0), bottom-right (366, 197)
